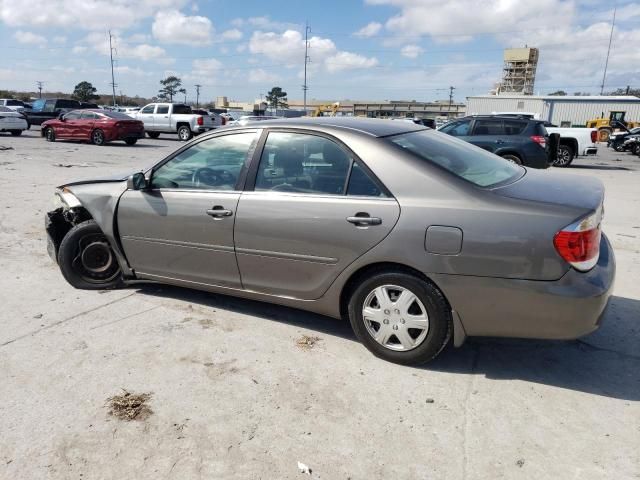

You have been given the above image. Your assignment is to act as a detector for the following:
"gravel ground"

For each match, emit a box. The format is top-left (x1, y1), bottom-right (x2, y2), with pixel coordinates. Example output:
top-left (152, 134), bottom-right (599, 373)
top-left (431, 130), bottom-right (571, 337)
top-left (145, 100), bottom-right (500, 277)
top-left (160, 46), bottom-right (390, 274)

top-left (0, 129), bottom-right (638, 479)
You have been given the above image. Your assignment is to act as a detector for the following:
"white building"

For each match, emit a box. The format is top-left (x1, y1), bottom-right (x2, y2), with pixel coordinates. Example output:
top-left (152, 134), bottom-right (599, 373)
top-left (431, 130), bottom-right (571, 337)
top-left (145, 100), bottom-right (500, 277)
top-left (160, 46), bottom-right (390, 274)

top-left (466, 95), bottom-right (640, 127)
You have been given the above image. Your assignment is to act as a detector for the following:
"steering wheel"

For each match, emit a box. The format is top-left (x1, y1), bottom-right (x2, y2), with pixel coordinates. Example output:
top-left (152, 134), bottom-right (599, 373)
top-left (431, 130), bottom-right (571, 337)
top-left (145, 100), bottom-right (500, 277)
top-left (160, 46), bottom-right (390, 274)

top-left (192, 168), bottom-right (235, 188)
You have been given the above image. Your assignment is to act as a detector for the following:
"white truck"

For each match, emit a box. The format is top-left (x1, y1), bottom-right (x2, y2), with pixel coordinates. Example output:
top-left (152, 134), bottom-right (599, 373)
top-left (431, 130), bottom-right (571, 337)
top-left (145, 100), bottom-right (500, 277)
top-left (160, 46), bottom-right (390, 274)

top-left (491, 113), bottom-right (598, 167)
top-left (133, 103), bottom-right (214, 141)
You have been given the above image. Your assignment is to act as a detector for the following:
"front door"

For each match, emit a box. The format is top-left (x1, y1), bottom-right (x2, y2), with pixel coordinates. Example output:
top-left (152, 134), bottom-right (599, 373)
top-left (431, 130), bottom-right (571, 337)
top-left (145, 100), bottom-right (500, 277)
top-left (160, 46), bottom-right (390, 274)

top-left (234, 130), bottom-right (400, 300)
top-left (137, 104), bottom-right (156, 131)
top-left (57, 111), bottom-right (82, 138)
top-left (117, 131), bottom-right (259, 287)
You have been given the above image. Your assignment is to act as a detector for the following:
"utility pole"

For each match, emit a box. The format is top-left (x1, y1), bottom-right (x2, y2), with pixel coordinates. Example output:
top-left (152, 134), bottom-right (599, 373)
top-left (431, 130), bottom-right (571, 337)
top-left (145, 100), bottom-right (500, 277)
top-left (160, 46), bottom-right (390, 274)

top-left (108, 30), bottom-right (117, 106)
top-left (195, 84), bottom-right (201, 108)
top-left (184, 90), bottom-right (187, 103)
top-left (448, 86), bottom-right (455, 113)
top-left (600, 5), bottom-right (616, 95)
top-left (302, 22), bottom-right (311, 114)
top-left (36, 81), bottom-right (44, 98)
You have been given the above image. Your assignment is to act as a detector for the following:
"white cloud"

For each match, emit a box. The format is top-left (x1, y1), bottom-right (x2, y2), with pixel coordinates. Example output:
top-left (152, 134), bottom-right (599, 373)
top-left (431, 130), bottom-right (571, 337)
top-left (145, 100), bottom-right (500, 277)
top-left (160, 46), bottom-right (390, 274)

top-left (220, 29), bottom-right (243, 41)
top-left (354, 22), bottom-right (382, 38)
top-left (152, 9), bottom-right (213, 45)
top-left (325, 51), bottom-right (379, 72)
top-left (246, 16), bottom-right (299, 31)
top-left (249, 30), bottom-right (336, 65)
top-left (401, 44), bottom-right (423, 58)
top-left (72, 45), bottom-right (88, 54)
top-left (248, 68), bottom-right (280, 84)
top-left (13, 30), bottom-right (46, 46)
top-left (0, 0), bottom-right (190, 30)
top-left (79, 32), bottom-right (170, 63)
top-left (53, 35), bottom-right (67, 44)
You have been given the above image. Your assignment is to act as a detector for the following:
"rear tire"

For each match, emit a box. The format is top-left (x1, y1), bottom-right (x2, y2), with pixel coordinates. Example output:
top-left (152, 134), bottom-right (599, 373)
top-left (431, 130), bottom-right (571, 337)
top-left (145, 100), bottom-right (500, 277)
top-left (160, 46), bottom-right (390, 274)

top-left (45, 127), bottom-right (55, 142)
top-left (91, 129), bottom-right (106, 146)
top-left (177, 125), bottom-right (193, 141)
top-left (124, 138), bottom-right (138, 145)
top-left (554, 144), bottom-right (574, 167)
top-left (57, 220), bottom-right (123, 290)
top-left (146, 132), bottom-right (160, 139)
top-left (10, 130), bottom-right (22, 136)
top-left (348, 272), bottom-right (451, 365)
top-left (501, 153), bottom-right (522, 165)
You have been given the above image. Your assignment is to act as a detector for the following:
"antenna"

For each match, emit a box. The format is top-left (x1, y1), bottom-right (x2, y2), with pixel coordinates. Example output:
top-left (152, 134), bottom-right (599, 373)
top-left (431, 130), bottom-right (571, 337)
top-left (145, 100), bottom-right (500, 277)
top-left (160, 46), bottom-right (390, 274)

top-left (108, 30), bottom-right (117, 107)
top-left (600, 5), bottom-right (616, 95)
top-left (195, 84), bottom-right (201, 108)
top-left (36, 81), bottom-right (44, 98)
top-left (303, 22), bottom-right (311, 114)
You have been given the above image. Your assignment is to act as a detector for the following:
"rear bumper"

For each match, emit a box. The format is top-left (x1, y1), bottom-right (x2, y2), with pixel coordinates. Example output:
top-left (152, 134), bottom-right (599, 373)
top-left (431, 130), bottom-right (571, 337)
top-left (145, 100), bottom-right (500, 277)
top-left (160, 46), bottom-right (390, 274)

top-left (583, 147), bottom-right (598, 156)
top-left (524, 149), bottom-right (550, 169)
top-left (112, 130), bottom-right (145, 141)
top-left (431, 234), bottom-right (616, 340)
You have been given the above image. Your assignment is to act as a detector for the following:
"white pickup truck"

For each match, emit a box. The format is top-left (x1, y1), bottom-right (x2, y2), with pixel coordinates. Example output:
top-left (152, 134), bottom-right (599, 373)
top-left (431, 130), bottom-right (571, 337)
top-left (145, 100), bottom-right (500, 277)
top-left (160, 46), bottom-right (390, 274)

top-left (132, 103), bottom-right (214, 141)
top-left (544, 123), bottom-right (598, 167)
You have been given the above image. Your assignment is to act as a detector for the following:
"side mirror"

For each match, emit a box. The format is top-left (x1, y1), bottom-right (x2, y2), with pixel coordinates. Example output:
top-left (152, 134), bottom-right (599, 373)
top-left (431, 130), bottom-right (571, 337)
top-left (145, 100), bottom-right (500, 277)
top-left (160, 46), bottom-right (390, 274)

top-left (127, 172), bottom-right (149, 190)
top-left (58, 113), bottom-right (66, 121)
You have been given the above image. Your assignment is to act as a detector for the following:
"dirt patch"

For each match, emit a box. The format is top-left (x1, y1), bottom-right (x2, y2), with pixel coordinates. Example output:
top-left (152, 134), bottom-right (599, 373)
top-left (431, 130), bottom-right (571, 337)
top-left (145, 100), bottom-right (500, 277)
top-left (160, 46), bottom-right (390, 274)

top-left (296, 335), bottom-right (322, 350)
top-left (106, 390), bottom-right (153, 421)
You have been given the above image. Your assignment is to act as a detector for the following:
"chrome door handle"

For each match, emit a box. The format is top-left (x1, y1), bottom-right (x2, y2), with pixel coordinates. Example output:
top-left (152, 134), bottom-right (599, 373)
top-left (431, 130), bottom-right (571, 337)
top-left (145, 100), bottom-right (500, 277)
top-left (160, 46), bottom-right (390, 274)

top-left (206, 207), bottom-right (233, 218)
top-left (346, 215), bottom-right (381, 226)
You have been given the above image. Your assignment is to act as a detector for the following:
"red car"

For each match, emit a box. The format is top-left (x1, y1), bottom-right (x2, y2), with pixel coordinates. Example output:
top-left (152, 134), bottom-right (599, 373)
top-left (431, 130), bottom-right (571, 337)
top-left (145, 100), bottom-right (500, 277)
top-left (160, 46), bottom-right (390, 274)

top-left (41, 109), bottom-right (145, 146)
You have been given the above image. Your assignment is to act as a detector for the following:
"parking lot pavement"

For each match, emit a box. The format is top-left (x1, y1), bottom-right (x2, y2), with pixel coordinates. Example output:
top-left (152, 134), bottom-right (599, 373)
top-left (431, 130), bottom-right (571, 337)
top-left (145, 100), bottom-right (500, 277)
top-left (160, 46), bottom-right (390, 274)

top-left (0, 130), bottom-right (638, 479)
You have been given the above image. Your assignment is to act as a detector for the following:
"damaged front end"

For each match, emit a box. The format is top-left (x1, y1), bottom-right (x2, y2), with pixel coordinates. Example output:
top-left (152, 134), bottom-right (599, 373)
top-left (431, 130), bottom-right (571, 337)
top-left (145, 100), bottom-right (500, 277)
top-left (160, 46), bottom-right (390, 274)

top-left (46, 188), bottom-right (94, 263)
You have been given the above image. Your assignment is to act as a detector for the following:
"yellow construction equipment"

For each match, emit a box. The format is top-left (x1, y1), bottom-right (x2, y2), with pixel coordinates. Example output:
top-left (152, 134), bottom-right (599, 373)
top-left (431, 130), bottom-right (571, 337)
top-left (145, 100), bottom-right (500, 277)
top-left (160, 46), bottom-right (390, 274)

top-left (311, 102), bottom-right (340, 117)
top-left (586, 111), bottom-right (640, 142)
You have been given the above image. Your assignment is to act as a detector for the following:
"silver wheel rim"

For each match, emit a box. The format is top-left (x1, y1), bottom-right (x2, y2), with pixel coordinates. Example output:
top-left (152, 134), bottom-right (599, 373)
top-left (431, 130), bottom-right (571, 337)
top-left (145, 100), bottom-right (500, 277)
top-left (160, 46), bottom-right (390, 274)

top-left (362, 284), bottom-right (429, 351)
top-left (93, 130), bottom-right (103, 144)
top-left (46, 129), bottom-right (54, 141)
top-left (555, 147), bottom-right (571, 166)
top-left (179, 128), bottom-right (189, 140)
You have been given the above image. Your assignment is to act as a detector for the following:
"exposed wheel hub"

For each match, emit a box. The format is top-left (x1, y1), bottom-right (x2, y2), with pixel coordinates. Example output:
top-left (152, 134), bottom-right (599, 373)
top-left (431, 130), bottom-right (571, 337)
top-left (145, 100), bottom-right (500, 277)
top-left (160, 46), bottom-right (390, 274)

top-left (81, 241), bottom-right (113, 273)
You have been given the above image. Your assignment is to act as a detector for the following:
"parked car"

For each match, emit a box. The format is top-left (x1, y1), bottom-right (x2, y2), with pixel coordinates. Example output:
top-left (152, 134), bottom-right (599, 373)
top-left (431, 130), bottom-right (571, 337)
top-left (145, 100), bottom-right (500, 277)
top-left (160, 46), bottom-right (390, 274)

top-left (41, 109), bottom-right (144, 146)
top-left (132, 103), bottom-right (214, 141)
top-left (438, 115), bottom-right (553, 168)
top-left (228, 115), bottom-right (281, 126)
top-left (622, 135), bottom-right (640, 155)
top-left (0, 106), bottom-right (29, 135)
top-left (392, 117), bottom-right (436, 128)
top-left (45, 118), bottom-right (614, 365)
top-left (192, 109), bottom-right (225, 127)
top-left (24, 98), bottom-right (93, 126)
top-left (0, 98), bottom-right (31, 112)
top-left (608, 126), bottom-right (640, 151)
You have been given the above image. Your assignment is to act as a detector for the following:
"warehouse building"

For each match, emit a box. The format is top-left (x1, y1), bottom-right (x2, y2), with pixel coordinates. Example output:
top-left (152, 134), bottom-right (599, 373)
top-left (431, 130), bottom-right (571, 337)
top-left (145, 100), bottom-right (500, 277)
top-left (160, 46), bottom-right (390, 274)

top-left (466, 95), bottom-right (640, 127)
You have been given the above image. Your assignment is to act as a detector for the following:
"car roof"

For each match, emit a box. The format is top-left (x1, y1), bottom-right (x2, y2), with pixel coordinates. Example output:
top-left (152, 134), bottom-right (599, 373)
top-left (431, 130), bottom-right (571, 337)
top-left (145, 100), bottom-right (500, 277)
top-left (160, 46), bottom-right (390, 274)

top-left (227, 117), bottom-right (427, 137)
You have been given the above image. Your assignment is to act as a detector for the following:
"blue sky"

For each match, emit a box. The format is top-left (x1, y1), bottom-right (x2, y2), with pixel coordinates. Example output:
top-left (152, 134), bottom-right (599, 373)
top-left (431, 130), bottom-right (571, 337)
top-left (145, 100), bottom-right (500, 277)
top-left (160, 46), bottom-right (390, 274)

top-left (1, 0), bottom-right (639, 103)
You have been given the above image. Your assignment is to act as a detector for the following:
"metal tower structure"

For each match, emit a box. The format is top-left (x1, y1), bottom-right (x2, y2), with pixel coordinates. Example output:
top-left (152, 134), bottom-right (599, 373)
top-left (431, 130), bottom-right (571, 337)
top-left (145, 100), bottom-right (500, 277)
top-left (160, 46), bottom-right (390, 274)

top-left (498, 47), bottom-right (539, 96)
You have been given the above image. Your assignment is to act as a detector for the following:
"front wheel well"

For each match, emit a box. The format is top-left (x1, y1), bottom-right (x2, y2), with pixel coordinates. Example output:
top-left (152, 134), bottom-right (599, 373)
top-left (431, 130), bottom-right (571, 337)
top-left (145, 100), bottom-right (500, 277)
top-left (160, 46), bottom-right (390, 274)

top-left (338, 262), bottom-right (451, 320)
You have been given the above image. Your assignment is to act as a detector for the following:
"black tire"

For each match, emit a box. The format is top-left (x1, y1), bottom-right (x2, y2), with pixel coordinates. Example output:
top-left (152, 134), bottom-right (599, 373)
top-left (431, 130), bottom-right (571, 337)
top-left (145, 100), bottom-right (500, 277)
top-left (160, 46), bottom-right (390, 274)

top-left (45, 127), bottom-right (55, 142)
top-left (10, 130), bottom-right (22, 136)
top-left (91, 129), bottom-right (106, 146)
top-left (613, 144), bottom-right (625, 152)
top-left (124, 138), bottom-right (138, 145)
top-left (501, 153), bottom-right (522, 165)
top-left (177, 125), bottom-right (193, 141)
top-left (554, 144), bottom-right (574, 167)
top-left (146, 132), bottom-right (160, 139)
top-left (57, 220), bottom-right (123, 290)
top-left (348, 272), bottom-right (452, 365)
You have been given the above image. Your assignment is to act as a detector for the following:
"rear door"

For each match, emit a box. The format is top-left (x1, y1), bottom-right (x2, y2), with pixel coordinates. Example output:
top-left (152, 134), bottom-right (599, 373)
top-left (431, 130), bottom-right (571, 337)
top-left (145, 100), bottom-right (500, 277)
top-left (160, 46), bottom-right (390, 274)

top-left (468, 118), bottom-right (505, 152)
top-left (234, 130), bottom-right (400, 300)
top-left (154, 104), bottom-right (171, 131)
top-left (79, 111), bottom-right (98, 139)
top-left (117, 131), bottom-right (260, 287)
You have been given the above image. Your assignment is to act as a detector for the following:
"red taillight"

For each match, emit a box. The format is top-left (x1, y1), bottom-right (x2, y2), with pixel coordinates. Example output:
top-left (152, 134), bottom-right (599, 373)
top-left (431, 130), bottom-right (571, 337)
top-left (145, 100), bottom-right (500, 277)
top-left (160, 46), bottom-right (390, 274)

top-left (553, 208), bottom-right (603, 271)
top-left (590, 130), bottom-right (597, 143)
top-left (530, 135), bottom-right (546, 148)
top-left (197, 116), bottom-right (203, 126)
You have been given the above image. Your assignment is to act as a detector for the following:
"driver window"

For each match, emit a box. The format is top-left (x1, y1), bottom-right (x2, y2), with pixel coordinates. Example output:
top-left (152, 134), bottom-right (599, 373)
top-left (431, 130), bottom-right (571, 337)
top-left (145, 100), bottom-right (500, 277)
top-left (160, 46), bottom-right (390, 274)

top-left (141, 105), bottom-right (155, 114)
top-left (151, 133), bottom-right (257, 190)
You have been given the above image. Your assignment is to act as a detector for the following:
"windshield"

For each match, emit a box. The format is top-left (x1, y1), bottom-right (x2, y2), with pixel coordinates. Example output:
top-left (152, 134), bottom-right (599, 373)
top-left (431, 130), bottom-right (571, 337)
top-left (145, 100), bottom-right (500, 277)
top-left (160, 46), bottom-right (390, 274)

top-left (388, 130), bottom-right (523, 188)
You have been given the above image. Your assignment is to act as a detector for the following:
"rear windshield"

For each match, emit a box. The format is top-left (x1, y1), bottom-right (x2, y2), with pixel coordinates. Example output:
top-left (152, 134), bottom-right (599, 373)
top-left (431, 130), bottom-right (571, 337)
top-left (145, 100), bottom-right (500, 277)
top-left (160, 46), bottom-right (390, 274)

top-left (173, 104), bottom-right (192, 114)
top-left (102, 111), bottom-right (135, 119)
top-left (388, 130), bottom-right (523, 188)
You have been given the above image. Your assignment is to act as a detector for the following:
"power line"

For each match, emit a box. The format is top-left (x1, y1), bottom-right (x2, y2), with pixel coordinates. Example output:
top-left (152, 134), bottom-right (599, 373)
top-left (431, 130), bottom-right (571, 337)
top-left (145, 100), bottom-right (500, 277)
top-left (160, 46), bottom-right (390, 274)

top-left (108, 30), bottom-right (117, 107)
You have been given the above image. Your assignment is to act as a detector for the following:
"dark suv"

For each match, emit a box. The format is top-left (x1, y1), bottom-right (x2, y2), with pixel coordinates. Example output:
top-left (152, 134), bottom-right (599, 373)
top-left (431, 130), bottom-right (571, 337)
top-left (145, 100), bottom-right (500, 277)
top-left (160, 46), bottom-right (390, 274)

top-left (438, 115), bottom-right (552, 168)
top-left (24, 98), bottom-right (94, 126)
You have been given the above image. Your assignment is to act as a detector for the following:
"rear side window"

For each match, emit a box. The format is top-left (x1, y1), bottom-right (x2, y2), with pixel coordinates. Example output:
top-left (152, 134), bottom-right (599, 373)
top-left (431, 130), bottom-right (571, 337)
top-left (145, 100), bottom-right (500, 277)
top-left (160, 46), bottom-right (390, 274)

top-left (58, 100), bottom-right (79, 109)
top-left (503, 120), bottom-right (527, 135)
top-left (156, 105), bottom-right (169, 114)
top-left (534, 123), bottom-right (548, 136)
top-left (388, 130), bottom-right (523, 188)
top-left (473, 119), bottom-right (503, 135)
top-left (7, 100), bottom-right (21, 106)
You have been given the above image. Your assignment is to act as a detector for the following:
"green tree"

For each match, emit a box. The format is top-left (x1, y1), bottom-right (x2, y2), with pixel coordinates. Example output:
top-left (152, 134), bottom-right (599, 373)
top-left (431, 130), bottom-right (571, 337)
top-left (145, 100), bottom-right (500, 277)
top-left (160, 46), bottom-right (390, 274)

top-left (72, 81), bottom-right (99, 102)
top-left (266, 86), bottom-right (288, 113)
top-left (548, 90), bottom-right (567, 96)
top-left (158, 76), bottom-right (186, 102)
top-left (607, 87), bottom-right (640, 96)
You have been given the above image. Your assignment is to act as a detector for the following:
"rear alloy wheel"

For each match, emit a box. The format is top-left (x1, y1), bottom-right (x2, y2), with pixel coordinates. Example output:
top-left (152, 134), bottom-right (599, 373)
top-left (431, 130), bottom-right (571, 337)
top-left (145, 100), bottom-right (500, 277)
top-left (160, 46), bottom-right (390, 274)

top-left (501, 154), bottom-right (522, 165)
top-left (10, 130), bottom-right (22, 136)
top-left (45, 127), bottom-right (55, 142)
top-left (91, 129), bottom-right (106, 146)
top-left (146, 132), bottom-right (160, 139)
top-left (348, 272), bottom-right (451, 365)
top-left (124, 138), bottom-right (138, 146)
top-left (177, 125), bottom-right (193, 141)
top-left (554, 144), bottom-right (574, 167)
top-left (57, 220), bottom-right (122, 290)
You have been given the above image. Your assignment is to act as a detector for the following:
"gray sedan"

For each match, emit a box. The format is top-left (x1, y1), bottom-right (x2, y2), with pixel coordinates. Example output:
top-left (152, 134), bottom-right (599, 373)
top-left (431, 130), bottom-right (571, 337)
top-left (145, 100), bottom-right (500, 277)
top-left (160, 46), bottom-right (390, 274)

top-left (45, 118), bottom-right (615, 365)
